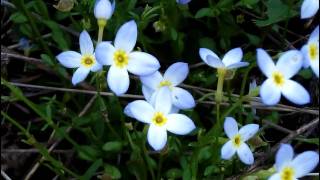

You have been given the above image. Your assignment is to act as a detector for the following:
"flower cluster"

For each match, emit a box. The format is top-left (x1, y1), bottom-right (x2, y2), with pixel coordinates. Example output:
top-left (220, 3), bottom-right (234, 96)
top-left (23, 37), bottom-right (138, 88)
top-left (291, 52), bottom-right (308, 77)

top-left (54, 0), bottom-right (319, 179)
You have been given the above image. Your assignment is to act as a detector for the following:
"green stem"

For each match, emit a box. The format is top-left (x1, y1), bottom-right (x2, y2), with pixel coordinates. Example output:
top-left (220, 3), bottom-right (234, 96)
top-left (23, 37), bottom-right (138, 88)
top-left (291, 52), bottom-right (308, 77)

top-left (156, 153), bottom-right (164, 180)
top-left (1, 112), bottom-right (79, 178)
top-left (215, 68), bottom-right (226, 103)
top-left (97, 19), bottom-right (107, 43)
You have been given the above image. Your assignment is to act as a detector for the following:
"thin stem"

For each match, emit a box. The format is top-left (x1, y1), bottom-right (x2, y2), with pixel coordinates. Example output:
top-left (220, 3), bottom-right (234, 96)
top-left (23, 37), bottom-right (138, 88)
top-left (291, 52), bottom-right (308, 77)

top-left (215, 68), bottom-right (226, 103)
top-left (97, 19), bottom-right (107, 43)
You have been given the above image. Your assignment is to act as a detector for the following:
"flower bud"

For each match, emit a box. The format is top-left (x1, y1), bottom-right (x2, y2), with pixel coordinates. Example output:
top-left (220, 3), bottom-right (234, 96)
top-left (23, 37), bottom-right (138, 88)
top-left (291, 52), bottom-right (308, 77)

top-left (94, 0), bottom-right (115, 20)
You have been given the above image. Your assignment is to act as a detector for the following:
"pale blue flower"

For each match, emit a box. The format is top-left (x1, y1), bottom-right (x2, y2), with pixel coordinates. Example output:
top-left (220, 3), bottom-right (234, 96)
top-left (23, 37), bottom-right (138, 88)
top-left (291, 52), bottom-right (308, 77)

top-left (176, 0), bottom-right (191, 5)
top-left (301, 25), bottom-right (319, 77)
top-left (140, 62), bottom-right (195, 110)
top-left (249, 79), bottom-right (257, 114)
top-left (257, 49), bottom-right (310, 105)
top-left (94, 0), bottom-right (115, 20)
top-left (221, 117), bottom-right (259, 165)
top-left (301, 0), bottom-right (319, 19)
top-left (56, 31), bottom-right (102, 85)
top-left (95, 20), bottom-right (160, 95)
top-left (269, 144), bottom-right (319, 180)
top-left (124, 87), bottom-right (196, 151)
top-left (199, 47), bottom-right (249, 70)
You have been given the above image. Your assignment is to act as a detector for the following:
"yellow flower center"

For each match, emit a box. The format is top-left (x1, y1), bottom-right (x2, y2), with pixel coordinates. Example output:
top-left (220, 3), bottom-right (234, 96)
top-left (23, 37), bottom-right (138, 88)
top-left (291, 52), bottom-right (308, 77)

top-left (232, 134), bottom-right (242, 148)
top-left (113, 50), bottom-right (129, 68)
top-left (81, 55), bottom-right (95, 68)
top-left (281, 167), bottom-right (295, 180)
top-left (152, 112), bottom-right (167, 127)
top-left (272, 72), bottom-right (285, 87)
top-left (158, 80), bottom-right (172, 89)
top-left (308, 43), bottom-right (319, 61)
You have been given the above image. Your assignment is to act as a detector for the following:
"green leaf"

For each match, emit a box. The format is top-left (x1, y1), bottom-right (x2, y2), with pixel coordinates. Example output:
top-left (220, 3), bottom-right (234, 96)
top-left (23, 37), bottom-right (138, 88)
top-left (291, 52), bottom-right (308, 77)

top-left (295, 138), bottom-right (319, 145)
top-left (255, 0), bottom-right (298, 27)
top-left (81, 159), bottom-right (103, 180)
top-left (42, 20), bottom-right (69, 50)
top-left (104, 164), bottom-right (122, 179)
top-left (298, 68), bottom-right (313, 79)
top-left (78, 145), bottom-right (99, 161)
top-left (166, 168), bottom-right (182, 179)
top-left (195, 8), bottom-right (213, 19)
top-left (10, 12), bottom-right (27, 23)
top-left (204, 165), bottom-right (219, 176)
top-left (102, 141), bottom-right (123, 152)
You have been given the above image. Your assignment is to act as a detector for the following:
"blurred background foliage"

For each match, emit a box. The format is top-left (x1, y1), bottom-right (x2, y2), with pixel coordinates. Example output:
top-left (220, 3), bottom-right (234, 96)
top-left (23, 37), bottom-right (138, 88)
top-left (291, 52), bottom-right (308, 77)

top-left (1, 0), bottom-right (319, 179)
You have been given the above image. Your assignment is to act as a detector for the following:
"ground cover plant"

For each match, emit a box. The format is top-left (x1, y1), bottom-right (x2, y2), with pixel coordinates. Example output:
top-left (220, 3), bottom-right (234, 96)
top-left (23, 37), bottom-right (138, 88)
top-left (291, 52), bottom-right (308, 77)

top-left (1, 0), bottom-right (319, 179)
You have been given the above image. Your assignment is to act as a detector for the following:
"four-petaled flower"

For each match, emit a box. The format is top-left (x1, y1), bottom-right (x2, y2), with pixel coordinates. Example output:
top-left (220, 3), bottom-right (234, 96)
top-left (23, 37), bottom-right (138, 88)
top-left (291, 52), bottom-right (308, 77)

top-left (94, 0), bottom-right (115, 20)
top-left (199, 47), bottom-right (249, 70)
top-left (221, 117), bottom-right (259, 165)
top-left (95, 20), bottom-right (160, 95)
top-left (124, 87), bottom-right (196, 151)
top-left (300, 0), bottom-right (319, 19)
top-left (257, 48), bottom-right (310, 105)
top-left (269, 144), bottom-right (319, 180)
top-left (56, 31), bottom-right (102, 85)
top-left (301, 25), bottom-right (319, 77)
top-left (140, 62), bottom-right (195, 111)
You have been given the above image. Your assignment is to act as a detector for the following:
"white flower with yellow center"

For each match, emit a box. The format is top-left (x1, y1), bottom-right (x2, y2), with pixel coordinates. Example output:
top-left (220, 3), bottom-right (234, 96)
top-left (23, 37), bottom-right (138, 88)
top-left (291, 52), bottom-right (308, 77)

top-left (199, 47), bottom-right (249, 70)
top-left (221, 117), bottom-right (259, 165)
top-left (257, 48), bottom-right (310, 105)
top-left (95, 20), bottom-right (160, 95)
top-left (124, 87), bottom-right (196, 151)
top-left (140, 62), bottom-right (195, 111)
top-left (94, 0), bottom-right (115, 20)
top-left (300, 0), bottom-right (319, 19)
top-left (269, 144), bottom-right (319, 180)
top-left (56, 31), bottom-right (102, 85)
top-left (301, 26), bottom-right (319, 77)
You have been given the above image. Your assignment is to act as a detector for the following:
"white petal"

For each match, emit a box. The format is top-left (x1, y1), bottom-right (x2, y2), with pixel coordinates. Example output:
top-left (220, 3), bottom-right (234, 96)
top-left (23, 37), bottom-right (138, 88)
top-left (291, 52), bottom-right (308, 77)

top-left (291, 151), bottom-right (319, 178)
top-left (268, 173), bottom-right (281, 180)
top-left (56, 51), bottom-right (81, 68)
top-left (94, 0), bottom-right (113, 19)
top-left (199, 48), bottom-right (224, 68)
top-left (155, 87), bottom-right (172, 114)
top-left (127, 52), bottom-right (160, 76)
top-left (166, 114), bottom-right (195, 135)
top-left (142, 85), bottom-right (155, 103)
top-left (107, 65), bottom-right (130, 96)
top-left (124, 100), bottom-right (154, 123)
top-left (199, 48), bottom-right (220, 61)
top-left (111, 0), bottom-right (116, 14)
top-left (221, 141), bottom-right (236, 160)
top-left (257, 48), bottom-right (276, 78)
top-left (147, 124), bottom-right (167, 151)
top-left (164, 62), bottom-right (189, 86)
top-left (237, 143), bottom-right (254, 165)
top-left (281, 80), bottom-right (310, 105)
top-left (260, 79), bottom-right (281, 105)
top-left (223, 117), bottom-right (238, 139)
top-left (170, 106), bottom-right (180, 113)
top-left (301, 0), bottom-right (319, 19)
top-left (276, 50), bottom-right (303, 79)
top-left (124, 103), bottom-right (135, 118)
top-left (79, 31), bottom-right (94, 55)
top-left (176, 0), bottom-right (191, 5)
top-left (301, 45), bottom-right (311, 68)
top-left (309, 25), bottom-right (319, 43)
top-left (140, 71), bottom-right (163, 90)
top-left (72, 67), bottom-right (90, 85)
top-left (95, 42), bottom-right (115, 65)
top-left (275, 144), bottom-right (294, 171)
top-left (90, 60), bottom-right (103, 72)
top-left (226, 62), bottom-right (249, 69)
top-left (222, 47), bottom-right (243, 67)
top-left (238, 124), bottom-right (259, 141)
top-left (171, 87), bottom-right (195, 109)
top-left (310, 56), bottom-right (319, 77)
top-left (114, 20), bottom-right (137, 52)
